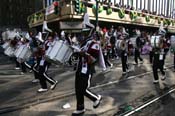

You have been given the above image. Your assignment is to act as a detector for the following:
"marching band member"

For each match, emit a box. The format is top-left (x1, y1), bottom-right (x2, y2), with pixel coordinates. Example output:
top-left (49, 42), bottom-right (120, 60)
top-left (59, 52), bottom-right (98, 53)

top-left (72, 30), bottom-right (102, 115)
top-left (19, 37), bottom-right (27, 75)
top-left (102, 36), bottom-right (113, 69)
top-left (119, 35), bottom-right (129, 74)
top-left (37, 35), bottom-right (58, 92)
top-left (152, 48), bottom-right (166, 83)
top-left (152, 29), bottom-right (166, 84)
top-left (134, 29), bottom-right (143, 65)
top-left (24, 32), bottom-right (40, 83)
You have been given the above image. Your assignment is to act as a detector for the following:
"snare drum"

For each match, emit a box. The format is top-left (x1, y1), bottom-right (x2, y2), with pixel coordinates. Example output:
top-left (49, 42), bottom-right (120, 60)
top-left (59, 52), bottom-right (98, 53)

top-left (14, 45), bottom-right (24, 58)
top-left (45, 40), bottom-right (63, 61)
top-left (15, 45), bottom-right (32, 62)
top-left (4, 46), bottom-right (15, 57)
top-left (1, 42), bottom-right (10, 49)
top-left (54, 42), bottom-right (73, 63)
top-left (115, 40), bottom-right (126, 50)
top-left (45, 40), bottom-right (73, 63)
top-left (151, 36), bottom-right (163, 48)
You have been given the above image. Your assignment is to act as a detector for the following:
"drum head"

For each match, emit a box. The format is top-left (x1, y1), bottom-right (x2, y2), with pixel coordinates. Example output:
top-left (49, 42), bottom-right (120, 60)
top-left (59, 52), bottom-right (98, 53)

top-left (115, 40), bottom-right (126, 50)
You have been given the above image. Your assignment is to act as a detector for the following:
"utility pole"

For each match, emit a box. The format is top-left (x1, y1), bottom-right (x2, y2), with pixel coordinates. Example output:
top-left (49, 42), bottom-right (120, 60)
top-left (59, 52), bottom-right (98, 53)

top-left (95, 0), bottom-right (98, 31)
top-left (43, 0), bottom-right (46, 9)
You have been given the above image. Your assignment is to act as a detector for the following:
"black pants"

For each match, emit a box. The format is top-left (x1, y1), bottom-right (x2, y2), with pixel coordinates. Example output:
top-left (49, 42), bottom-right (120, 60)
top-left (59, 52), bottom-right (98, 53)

top-left (75, 72), bottom-right (98, 110)
top-left (38, 61), bottom-right (56, 89)
top-left (103, 52), bottom-right (111, 67)
top-left (149, 51), bottom-right (153, 64)
top-left (15, 58), bottom-right (26, 72)
top-left (25, 58), bottom-right (40, 80)
top-left (135, 48), bottom-right (143, 64)
top-left (111, 47), bottom-right (116, 59)
top-left (121, 50), bottom-right (128, 72)
top-left (15, 58), bottom-right (20, 68)
top-left (21, 62), bottom-right (27, 73)
top-left (153, 61), bottom-right (165, 80)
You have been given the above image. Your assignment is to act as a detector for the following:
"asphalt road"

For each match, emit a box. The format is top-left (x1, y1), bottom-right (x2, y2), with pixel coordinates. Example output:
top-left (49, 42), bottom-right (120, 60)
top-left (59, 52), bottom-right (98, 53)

top-left (0, 54), bottom-right (175, 116)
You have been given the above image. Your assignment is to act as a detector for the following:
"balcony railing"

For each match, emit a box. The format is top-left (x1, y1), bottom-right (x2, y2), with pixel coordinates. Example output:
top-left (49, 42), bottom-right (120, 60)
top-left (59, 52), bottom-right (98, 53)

top-left (27, 0), bottom-right (175, 29)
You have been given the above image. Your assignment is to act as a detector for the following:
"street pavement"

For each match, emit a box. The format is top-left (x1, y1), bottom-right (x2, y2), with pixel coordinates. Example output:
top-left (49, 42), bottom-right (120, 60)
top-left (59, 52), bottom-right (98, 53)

top-left (0, 54), bottom-right (175, 116)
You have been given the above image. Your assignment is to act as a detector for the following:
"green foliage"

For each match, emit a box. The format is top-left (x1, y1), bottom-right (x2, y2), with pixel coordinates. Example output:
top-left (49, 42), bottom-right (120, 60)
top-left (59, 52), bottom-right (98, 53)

top-left (118, 9), bottom-right (125, 19)
top-left (145, 15), bottom-right (150, 22)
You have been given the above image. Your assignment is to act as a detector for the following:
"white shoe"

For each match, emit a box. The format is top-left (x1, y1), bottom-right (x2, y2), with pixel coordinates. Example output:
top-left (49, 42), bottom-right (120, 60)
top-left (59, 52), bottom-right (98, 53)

top-left (20, 72), bottom-right (24, 75)
top-left (127, 69), bottom-right (130, 73)
top-left (32, 79), bottom-right (39, 83)
top-left (122, 71), bottom-right (127, 74)
top-left (93, 95), bottom-right (102, 108)
top-left (102, 68), bottom-right (107, 72)
top-left (37, 88), bottom-right (48, 92)
top-left (29, 70), bottom-right (33, 73)
top-left (161, 75), bottom-right (166, 80)
top-left (153, 80), bottom-right (159, 84)
top-left (50, 81), bottom-right (58, 90)
top-left (110, 64), bottom-right (113, 68)
top-left (72, 109), bottom-right (86, 115)
top-left (15, 67), bottom-right (20, 70)
top-left (133, 63), bottom-right (138, 65)
top-left (140, 61), bottom-right (143, 64)
top-left (116, 56), bottom-right (119, 60)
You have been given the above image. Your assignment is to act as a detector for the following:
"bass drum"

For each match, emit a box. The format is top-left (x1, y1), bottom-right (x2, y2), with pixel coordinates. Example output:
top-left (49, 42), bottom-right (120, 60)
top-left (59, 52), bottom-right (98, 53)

top-left (151, 36), bottom-right (163, 48)
top-left (170, 35), bottom-right (175, 53)
top-left (130, 37), bottom-right (137, 48)
top-left (115, 40), bottom-right (126, 50)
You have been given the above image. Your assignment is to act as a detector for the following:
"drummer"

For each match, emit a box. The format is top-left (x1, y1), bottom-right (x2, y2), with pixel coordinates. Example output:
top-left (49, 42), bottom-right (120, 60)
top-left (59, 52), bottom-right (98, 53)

top-left (37, 35), bottom-right (58, 92)
top-left (152, 29), bottom-right (166, 84)
top-left (72, 28), bottom-right (102, 115)
top-left (118, 33), bottom-right (129, 74)
top-left (24, 32), bottom-right (40, 83)
top-left (133, 29), bottom-right (143, 65)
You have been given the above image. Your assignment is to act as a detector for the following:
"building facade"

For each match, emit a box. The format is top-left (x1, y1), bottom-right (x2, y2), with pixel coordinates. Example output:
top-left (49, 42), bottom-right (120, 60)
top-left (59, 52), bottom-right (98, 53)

top-left (0, 0), bottom-right (43, 30)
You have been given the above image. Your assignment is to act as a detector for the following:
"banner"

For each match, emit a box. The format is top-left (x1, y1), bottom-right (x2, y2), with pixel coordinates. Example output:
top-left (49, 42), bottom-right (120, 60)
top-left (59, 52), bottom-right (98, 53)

top-left (46, 4), bottom-right (55, 15)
